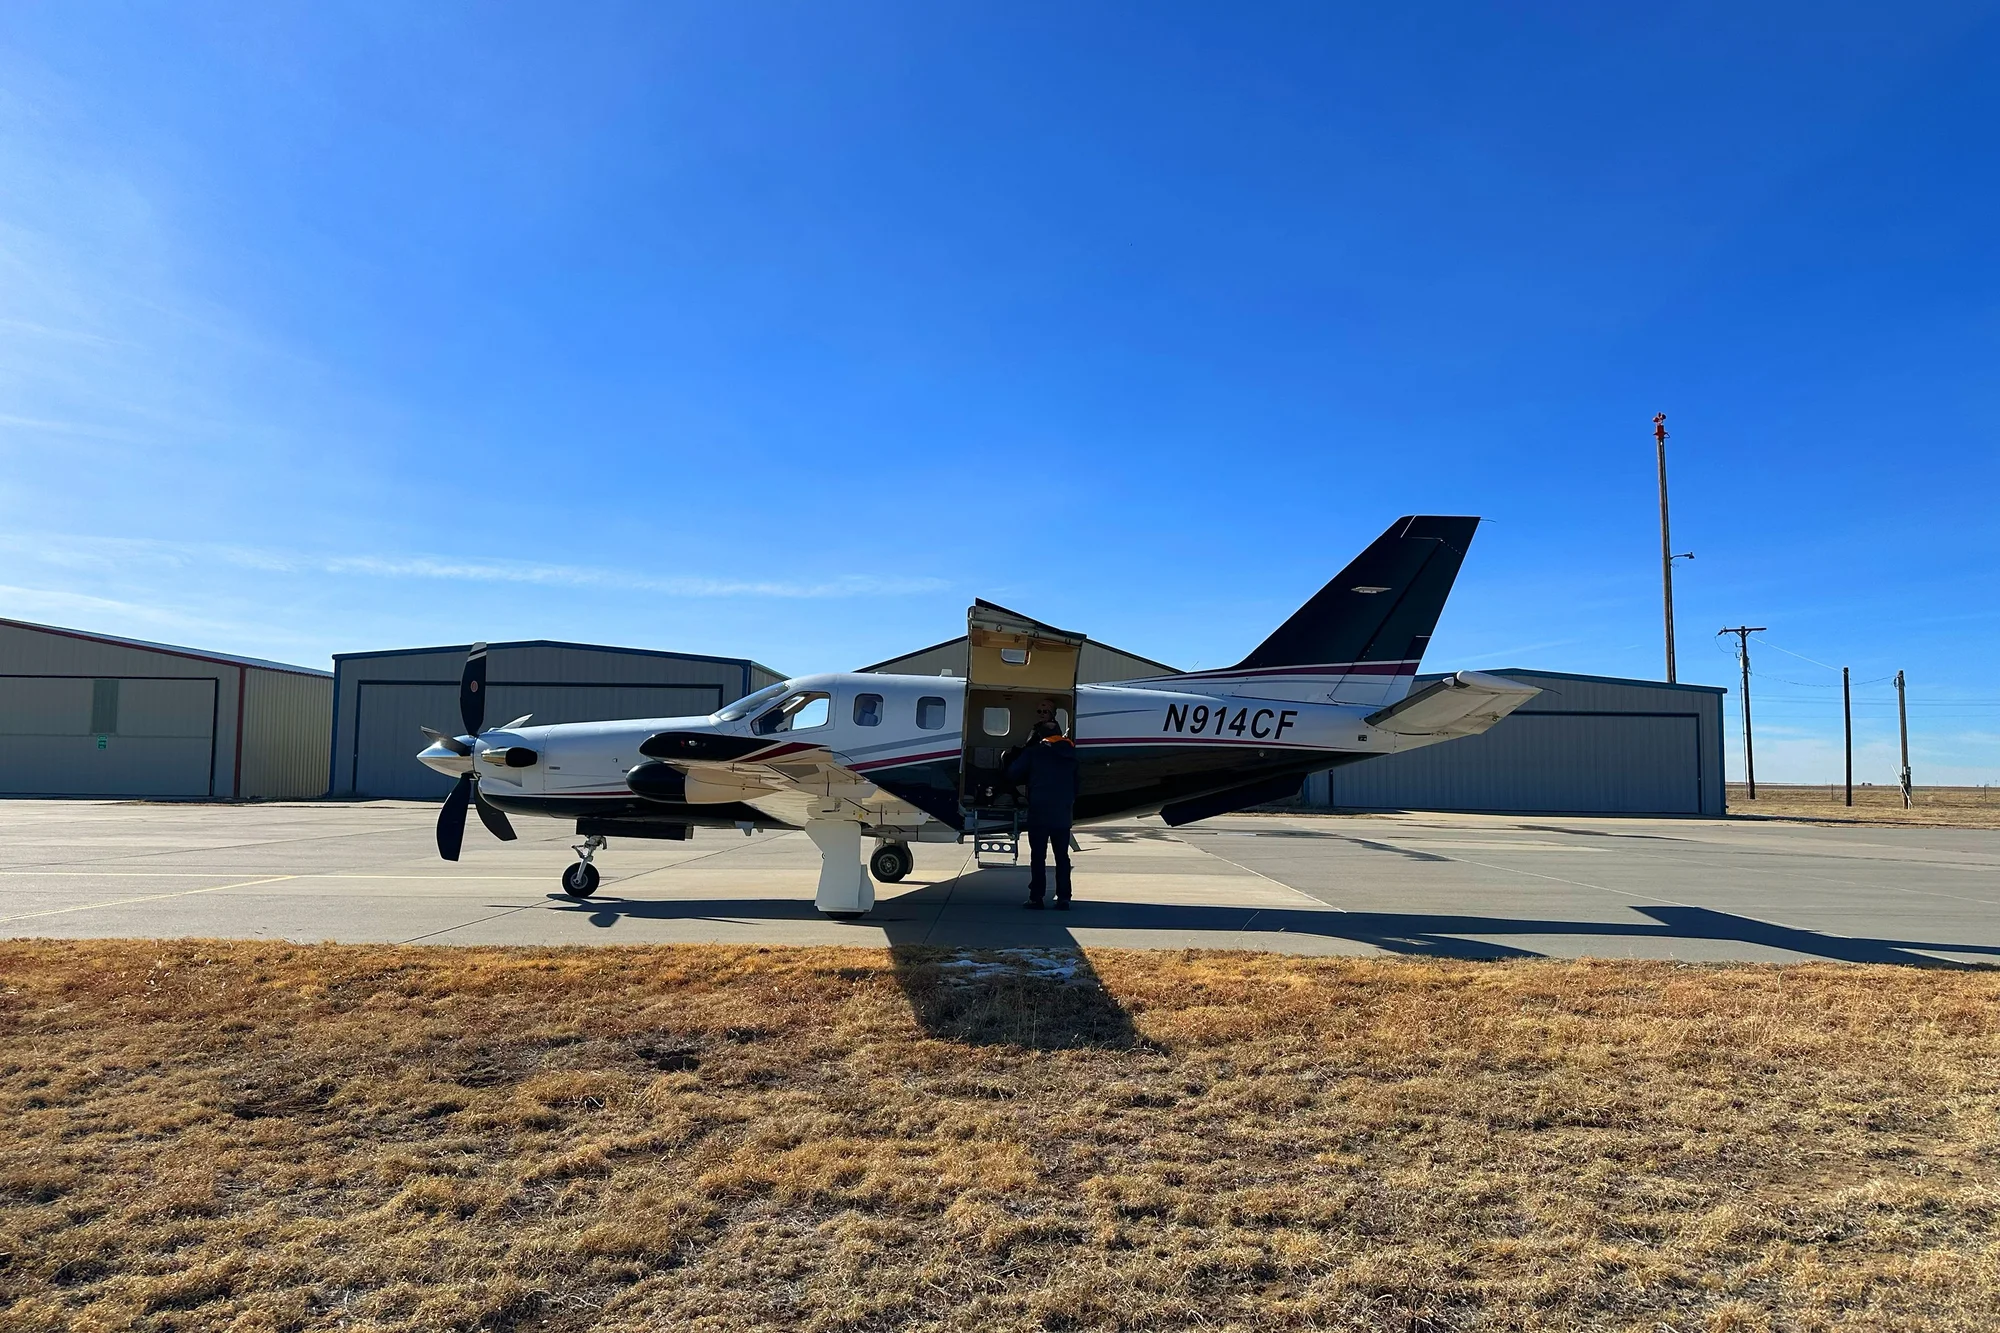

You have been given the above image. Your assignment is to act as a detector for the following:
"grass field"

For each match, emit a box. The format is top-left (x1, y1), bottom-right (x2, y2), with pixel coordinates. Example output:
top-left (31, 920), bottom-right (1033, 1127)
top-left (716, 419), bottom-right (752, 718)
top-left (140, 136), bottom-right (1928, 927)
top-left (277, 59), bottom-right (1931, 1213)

top-left (2, 942), bottom-right (1997, 1332)
top-left (1727, 784), bottom-right (2000, 828)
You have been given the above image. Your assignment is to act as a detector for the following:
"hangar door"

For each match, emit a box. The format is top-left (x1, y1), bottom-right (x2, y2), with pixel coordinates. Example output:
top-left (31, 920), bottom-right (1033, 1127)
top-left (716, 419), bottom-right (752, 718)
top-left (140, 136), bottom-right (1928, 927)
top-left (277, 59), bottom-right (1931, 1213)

top-left (352, 681), bottom-right (725, 798)
top-left (1328, 712), bottom-right (1704, 815)
top-left (0, 676), bottom-right (217, 797)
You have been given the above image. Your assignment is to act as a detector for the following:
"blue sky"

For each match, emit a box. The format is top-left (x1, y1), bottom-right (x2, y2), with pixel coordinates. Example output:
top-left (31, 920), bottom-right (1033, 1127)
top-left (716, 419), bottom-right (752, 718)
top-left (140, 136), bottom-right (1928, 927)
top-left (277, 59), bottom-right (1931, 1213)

top-left (2, 2), bottom-right (1996, 783)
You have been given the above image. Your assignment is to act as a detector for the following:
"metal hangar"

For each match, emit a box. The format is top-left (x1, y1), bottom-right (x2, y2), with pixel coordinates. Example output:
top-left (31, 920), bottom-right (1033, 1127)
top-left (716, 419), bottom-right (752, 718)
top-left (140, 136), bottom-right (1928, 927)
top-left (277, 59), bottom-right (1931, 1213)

top-left (859, 635), bottom-right (1178, 684)
top-left (329, 640), bottom-right (784, 799)
top-left (1304, 669), bottom-right (1727, 816)
top-left (0, 616), bottom-right (332, 800)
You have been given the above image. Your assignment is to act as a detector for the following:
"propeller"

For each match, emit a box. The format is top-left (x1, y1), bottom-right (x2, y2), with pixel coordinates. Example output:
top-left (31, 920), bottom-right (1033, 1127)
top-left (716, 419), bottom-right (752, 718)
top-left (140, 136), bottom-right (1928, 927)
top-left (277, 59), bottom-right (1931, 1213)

top-left (424, 642), bottom-right (523, 860)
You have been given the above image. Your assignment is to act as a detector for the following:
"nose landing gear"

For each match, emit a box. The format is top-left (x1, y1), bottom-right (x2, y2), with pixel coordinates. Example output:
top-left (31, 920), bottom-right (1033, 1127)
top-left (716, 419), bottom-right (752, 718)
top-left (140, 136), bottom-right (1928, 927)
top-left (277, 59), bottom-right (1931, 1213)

top-left (562, 835), bottom-right (605, 898)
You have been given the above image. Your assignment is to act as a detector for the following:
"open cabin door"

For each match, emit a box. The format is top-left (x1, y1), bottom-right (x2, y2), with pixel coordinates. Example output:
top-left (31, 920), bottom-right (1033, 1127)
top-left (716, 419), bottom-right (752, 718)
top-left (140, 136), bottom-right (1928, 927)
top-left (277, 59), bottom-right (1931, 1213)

top-left (959, 599), bottom-right (1085, 829)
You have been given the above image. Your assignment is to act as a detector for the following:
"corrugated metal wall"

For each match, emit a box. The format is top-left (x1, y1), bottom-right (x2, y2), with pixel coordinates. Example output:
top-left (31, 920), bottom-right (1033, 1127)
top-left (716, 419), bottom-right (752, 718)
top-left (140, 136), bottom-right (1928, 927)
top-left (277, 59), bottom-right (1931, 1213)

top-left (863, 637), bottom-right (1178, 683)
top-left (241, 668), bottom-right (334, 800)
top-left (330, 641), bottom-right (784, 798)
top-left (1304, 669), bottom-right (1727, 816)
top-left (0, 619), bottom-right (330, 800)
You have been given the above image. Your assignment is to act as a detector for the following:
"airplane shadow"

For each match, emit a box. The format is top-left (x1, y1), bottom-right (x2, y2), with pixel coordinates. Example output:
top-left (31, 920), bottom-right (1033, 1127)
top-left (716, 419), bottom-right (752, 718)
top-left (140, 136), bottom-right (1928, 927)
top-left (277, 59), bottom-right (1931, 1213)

top-left (539, 887), bottom-right (1996, 1051)
top-left (545, 890), bottom-right (2000, 971)
top-left (886, 946), bottom-right (1150, 1051)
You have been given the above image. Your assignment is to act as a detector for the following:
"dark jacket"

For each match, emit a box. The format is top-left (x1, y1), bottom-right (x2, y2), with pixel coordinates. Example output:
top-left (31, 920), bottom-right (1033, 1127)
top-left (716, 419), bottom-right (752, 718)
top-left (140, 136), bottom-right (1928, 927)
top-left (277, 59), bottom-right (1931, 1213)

top-left (1006, 736), bottom-right (1079, 831)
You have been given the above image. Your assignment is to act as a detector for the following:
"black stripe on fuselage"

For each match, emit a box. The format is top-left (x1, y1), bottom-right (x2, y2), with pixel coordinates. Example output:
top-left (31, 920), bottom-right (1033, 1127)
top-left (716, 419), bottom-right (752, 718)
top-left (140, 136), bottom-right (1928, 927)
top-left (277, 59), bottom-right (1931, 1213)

top-left (863, 743), bottom-right (1370, 828)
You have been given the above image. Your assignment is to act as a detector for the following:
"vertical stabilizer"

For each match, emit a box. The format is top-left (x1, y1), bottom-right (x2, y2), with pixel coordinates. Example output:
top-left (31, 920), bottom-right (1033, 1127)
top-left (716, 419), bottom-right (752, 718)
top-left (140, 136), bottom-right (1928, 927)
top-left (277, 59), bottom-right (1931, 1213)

top-left (1148, 515), bottom-right (1479, 705)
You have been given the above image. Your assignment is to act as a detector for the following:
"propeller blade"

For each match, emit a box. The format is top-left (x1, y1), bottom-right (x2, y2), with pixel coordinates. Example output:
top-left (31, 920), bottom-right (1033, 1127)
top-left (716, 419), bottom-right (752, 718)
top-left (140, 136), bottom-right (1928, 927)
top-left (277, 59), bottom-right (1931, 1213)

top-left (498, 714), bottom-right (533, 731)
top-left (460, 642), bottom-right (488, 737)
top-left (474, 785), bottom-right (518, 842)
top-left (437, 772), bottom-right (473, 861)
top-left (419, 725), bottom-right (472, 756)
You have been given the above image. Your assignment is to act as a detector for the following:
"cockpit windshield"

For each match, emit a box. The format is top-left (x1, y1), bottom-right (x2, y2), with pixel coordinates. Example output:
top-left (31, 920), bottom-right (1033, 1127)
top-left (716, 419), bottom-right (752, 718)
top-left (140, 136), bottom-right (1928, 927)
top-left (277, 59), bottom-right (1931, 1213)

top-left (712, 682), bottom-right (790, 722)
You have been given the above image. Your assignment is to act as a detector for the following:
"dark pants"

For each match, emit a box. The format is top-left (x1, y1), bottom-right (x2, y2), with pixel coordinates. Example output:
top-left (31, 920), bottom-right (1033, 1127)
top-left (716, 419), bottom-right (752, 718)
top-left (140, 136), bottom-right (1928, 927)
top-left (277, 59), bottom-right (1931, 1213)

top-left (1027, 827), bottom-right (1072, 903)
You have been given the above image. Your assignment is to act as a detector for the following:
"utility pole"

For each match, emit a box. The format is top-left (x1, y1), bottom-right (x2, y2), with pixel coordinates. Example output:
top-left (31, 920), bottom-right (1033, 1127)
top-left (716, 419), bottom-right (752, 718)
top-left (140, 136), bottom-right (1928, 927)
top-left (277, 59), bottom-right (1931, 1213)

top-left (1896, 670), bottom-right (1911, 808)
top-left (1720, 626), bottom-right (1765, 800)
top-left (1843, 666), bottom-right (1853, 807)
top-left (1654, 414), bottom-right (1679, 682)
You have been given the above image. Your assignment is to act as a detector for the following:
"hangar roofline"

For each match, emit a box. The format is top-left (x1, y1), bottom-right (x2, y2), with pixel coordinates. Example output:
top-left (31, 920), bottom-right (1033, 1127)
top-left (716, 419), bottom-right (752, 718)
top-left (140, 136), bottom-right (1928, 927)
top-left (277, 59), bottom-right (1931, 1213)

top-left (856, 633), bottom-right (1180, 677)
top-left (0, 615), bottom-right (331, 678)
top-left (333, 638), bottom-right (785, 678)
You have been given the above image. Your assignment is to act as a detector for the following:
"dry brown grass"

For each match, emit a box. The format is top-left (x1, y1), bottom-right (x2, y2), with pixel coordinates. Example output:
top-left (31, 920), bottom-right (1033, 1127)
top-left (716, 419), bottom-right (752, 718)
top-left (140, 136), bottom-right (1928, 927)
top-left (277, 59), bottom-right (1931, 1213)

top-left (1729, 784), bottom-right (2000, 828)
top-left (2, 942), bottom-right (1997, 1332)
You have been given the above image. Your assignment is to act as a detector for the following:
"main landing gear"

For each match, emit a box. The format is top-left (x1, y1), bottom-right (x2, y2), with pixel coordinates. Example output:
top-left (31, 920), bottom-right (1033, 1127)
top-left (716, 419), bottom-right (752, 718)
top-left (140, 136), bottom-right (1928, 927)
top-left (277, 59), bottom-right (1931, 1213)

top-left (869, 841), bottom-right (913, 884)
top-left (562, 834), bottom-right (605, 898)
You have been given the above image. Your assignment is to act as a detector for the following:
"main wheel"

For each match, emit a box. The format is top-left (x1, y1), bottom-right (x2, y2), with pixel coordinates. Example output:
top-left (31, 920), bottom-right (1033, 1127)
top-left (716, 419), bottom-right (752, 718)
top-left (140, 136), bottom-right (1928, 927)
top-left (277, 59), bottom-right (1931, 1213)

top-left (869, 842), bottom-right (912, 883)
top-left (561, 862), bottom-right (600, 898)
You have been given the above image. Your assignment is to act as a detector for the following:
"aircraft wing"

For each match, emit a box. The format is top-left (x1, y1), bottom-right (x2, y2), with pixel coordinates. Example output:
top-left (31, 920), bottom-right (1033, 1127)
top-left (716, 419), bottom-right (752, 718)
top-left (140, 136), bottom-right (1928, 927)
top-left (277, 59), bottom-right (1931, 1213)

top-left (635, 731), bottom-right (915, 827)
top-left (1364, 670), bottom-right (1540, 741)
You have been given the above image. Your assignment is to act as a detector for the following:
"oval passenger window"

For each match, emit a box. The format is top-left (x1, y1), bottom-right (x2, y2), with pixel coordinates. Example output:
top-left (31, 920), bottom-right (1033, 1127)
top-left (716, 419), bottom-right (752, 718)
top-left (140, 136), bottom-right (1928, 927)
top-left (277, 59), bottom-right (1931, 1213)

top-left (982, 706), bottom-right (1011, 737)
top-left (999, 647), bottom-right (1029, 665)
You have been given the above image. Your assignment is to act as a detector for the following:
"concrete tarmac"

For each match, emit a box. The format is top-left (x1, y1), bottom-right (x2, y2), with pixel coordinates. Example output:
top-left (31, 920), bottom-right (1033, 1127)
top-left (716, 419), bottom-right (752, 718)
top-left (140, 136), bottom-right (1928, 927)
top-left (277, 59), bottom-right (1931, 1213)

top-left (1, 800), bottom-right (1996, 964)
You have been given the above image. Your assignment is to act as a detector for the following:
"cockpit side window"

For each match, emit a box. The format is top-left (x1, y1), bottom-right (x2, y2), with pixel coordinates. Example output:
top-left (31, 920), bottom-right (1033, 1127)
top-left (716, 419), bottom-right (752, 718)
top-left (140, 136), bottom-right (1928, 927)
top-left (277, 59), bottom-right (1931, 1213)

top-left (753, 691), bottom-right (831, 735)
top-left (714, 681), bottom-right (789, 722)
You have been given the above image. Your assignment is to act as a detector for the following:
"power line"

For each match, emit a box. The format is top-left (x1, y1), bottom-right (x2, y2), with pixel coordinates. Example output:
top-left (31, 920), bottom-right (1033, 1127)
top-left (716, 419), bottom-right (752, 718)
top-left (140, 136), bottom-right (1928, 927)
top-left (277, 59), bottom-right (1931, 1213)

top-left (1751, 635), bottom-right (1842, 673)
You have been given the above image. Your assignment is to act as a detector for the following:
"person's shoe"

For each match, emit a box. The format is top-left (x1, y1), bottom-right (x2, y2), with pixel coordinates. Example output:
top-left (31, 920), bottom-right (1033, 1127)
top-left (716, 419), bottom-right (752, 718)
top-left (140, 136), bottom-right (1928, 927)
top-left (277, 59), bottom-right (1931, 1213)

top-left (1022, 899), bottom-right (1044, 910)
top-left (1054, 898), bottom-right (1071, 910)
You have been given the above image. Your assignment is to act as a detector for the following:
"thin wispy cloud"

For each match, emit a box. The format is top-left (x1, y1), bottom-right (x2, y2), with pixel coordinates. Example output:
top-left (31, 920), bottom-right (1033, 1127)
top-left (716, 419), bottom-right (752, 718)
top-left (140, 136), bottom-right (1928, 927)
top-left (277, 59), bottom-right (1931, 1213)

top-left (0, 532), bottom-right (947, 599)
top-left (0, 582), bottom-right (252, 638)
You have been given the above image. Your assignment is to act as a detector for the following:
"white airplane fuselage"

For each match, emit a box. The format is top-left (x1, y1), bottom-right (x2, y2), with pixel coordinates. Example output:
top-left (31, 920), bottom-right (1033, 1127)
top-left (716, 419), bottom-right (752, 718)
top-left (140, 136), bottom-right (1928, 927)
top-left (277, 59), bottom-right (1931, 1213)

top-left (419, 669), bottom-right (1422, 838)
top-left (413, 515), bottom-right (1539, 916)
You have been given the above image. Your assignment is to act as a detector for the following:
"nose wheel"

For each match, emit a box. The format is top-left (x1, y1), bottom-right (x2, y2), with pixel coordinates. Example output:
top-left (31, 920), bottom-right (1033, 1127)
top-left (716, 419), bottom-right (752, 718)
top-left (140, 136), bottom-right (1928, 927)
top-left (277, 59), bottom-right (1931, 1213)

top-left (562, 835), bottom-right (605, 898)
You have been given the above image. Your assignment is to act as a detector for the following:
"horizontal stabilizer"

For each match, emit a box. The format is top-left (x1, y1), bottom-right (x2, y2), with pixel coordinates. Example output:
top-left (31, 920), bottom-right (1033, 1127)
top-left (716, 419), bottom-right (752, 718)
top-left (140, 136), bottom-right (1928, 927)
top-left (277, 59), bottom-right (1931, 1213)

top-left (1364, 671), bottom-right (1540, 739)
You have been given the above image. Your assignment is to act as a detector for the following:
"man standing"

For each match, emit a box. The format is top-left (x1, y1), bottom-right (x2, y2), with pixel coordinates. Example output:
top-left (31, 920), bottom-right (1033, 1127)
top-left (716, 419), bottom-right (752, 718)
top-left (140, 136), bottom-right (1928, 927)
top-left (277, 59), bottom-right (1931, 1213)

top-left (1007, 699), bottom-right (1079, 909)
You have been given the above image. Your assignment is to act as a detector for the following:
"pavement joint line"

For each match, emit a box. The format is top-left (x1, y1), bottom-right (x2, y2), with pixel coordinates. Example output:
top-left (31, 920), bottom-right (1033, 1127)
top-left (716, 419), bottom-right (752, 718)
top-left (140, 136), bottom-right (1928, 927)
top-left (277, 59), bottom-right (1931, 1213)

top-left (1464, 835), bottom-right (2000, 910)
top-left (0, 875), bottom-right (300, 923)
top-left (1172, 824), bottom-right (1351, 912)
top-left (399, 902), bottom-right (552, 945)
top-left (0, 872), bottom-right (559, 881)
top-left (921, 845), bottom-right (982, 946)
top-left (1434, 854), bottom-right (1913, 948)
top-left (395, 837), bottom-right (786, 944)
top-left (0, 825), bottom-right (446, 874)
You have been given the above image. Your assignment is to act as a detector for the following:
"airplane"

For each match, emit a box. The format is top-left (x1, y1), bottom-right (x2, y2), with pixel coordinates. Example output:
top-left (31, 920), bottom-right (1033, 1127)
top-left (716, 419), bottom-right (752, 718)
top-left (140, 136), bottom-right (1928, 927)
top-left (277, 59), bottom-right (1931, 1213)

top-left (416, 515), bottom-right (1539, 918)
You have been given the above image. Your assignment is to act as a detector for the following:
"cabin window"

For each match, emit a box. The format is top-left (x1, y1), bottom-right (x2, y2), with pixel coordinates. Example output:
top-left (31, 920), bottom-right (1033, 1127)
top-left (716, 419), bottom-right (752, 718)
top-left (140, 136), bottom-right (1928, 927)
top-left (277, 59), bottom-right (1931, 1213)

top-left (999, 647), bottom-right (1029, 665)
top-left (852, 693), bottom-right (883, 727)
top-left (982, 706), bottom-right (1012, 737)
top-left (916, 696), bottom-right (947, 730)
top-left (753, 691), bottom-right (831, 735)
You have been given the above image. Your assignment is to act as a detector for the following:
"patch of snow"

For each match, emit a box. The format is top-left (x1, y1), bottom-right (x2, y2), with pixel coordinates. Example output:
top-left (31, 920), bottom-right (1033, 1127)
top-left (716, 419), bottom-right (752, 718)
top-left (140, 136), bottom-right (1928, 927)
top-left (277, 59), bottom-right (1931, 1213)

top-left (934, 948), bottom-right (1096, 987)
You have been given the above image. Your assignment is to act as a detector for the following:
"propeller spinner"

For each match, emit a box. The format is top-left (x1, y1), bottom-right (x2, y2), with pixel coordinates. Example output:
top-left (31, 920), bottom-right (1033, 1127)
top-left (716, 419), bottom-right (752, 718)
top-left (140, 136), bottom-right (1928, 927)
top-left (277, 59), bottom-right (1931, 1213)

top-left (419, 642), bottom-right (523, 860)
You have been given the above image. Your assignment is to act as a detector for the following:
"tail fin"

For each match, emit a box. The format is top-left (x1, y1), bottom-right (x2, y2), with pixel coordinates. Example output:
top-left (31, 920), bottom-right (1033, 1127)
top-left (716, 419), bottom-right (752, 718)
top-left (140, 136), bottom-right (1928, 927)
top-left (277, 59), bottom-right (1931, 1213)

top-left (1160, 515), bottom-right (1480, 704)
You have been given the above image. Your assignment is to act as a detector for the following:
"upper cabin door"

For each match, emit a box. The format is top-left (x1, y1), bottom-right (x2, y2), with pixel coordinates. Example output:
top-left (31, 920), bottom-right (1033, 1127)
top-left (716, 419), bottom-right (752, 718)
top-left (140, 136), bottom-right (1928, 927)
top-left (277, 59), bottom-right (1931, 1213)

top-left (958, 599), bottom-right (1085, 822)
